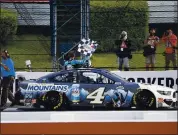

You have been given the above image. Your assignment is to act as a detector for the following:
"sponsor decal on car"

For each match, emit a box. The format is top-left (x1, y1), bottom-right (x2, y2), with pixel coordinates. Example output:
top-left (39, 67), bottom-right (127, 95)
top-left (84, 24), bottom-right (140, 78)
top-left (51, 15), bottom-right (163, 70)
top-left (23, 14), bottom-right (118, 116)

top-left (116, 86), bottom-right (124, 90)
top-left (22, 83), bottom-right (68, 92)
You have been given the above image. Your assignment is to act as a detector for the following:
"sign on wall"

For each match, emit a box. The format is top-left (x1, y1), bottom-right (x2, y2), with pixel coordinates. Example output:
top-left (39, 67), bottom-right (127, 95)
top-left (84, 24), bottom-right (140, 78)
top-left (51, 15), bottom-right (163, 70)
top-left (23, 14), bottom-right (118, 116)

top-left (111, 71), bottom-right (178, 89)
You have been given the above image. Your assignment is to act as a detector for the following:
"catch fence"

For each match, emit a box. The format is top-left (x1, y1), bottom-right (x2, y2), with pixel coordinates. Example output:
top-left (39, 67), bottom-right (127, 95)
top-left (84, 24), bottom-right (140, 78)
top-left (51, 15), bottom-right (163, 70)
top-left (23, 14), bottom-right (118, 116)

top-left (1, 0), bottom-right (178, 72)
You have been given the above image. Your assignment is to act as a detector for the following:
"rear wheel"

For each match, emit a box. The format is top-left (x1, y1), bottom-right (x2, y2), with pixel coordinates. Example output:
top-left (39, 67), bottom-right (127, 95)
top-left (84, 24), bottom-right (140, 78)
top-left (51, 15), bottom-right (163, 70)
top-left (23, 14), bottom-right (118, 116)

top-left (133, 90), bottom-right (156, 109)
top-left (42, 91), bottom-right (64, 111)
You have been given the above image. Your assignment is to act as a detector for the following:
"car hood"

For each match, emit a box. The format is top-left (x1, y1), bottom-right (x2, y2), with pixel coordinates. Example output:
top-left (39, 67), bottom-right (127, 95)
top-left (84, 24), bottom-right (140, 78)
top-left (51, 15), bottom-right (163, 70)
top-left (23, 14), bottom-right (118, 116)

top-left (138, 83), bottom-right (176, 92)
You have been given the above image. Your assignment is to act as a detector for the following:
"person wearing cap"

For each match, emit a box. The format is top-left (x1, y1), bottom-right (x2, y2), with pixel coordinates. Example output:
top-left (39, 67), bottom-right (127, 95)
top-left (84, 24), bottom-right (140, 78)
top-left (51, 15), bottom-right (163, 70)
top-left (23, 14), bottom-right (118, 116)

top-left (162, 29), bottom-right (177, 70)
top-left (115, 31), bottom-right (132, 71)
top-left (0, 50), bottom-right (16, 108)
top-left (143, 28), bottom-right (159, 71)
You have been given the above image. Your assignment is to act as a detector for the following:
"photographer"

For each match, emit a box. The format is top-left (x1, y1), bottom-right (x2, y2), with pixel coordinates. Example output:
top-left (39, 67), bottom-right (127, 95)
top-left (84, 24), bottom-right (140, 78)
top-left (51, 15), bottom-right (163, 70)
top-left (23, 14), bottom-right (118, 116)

top-left (0, 50), bottom-right (16, 108)
top-left (115, 31), bottom-right (132, 71)
top-left (143, 28), bottom-right (159, 71)
top-left (162, 29), bottom-right (177, 70)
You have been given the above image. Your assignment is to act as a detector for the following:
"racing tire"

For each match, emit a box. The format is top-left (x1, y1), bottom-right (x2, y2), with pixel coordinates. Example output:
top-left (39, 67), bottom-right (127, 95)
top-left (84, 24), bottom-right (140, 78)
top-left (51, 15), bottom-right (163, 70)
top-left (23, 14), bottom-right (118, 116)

top-left (42, 91), bottom-right (64, 111)
top-left (133, 90), bottom-right (156, 109)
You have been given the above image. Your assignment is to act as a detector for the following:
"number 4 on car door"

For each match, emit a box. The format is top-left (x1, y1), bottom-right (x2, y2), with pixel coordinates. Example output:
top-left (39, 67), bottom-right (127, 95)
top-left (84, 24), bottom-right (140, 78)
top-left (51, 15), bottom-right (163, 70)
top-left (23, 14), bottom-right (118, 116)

top-left (86, 87), bottom-right (105, 104)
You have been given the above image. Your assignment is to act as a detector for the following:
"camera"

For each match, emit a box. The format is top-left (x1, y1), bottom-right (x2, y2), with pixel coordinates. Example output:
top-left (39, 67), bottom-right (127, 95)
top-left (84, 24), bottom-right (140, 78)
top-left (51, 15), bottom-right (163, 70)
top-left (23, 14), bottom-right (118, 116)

top-left (165, 31), bottom-right (169, 36)
top-left (120, 34), bottom-right (125, 40)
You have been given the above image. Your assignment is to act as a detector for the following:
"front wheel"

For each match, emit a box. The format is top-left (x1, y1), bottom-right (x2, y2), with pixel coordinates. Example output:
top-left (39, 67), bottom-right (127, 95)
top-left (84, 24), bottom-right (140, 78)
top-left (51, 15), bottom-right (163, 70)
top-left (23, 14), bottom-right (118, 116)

top-left (42, 91), bottom-right (64, 111)
top-left (133, 90), bottom-right (156, 109)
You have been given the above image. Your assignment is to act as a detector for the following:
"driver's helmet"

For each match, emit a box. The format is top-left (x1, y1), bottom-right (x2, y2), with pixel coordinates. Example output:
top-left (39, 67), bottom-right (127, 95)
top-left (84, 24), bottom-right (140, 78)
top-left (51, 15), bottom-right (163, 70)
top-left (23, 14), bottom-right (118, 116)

top-left (96, 77), bottom-right (103, 83)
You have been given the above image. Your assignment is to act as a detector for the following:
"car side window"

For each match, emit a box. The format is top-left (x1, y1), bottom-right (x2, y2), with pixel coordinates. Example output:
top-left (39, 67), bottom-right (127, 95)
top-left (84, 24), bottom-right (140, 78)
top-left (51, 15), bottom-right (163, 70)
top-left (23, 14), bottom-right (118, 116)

top-left (96, 74), bottom-right (115, 84)
top-left (78, 71), bottom-right (115, 84)
top-left (49, 72), bottom-right (77, 83)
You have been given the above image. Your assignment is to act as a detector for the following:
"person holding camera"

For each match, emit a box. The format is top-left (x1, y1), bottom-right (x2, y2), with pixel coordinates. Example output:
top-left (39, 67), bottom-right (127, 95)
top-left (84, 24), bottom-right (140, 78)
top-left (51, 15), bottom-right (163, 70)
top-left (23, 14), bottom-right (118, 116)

top-left (115, 31), bottom-right (132, 71)
top-left (162, 29), bottom-right (177, 70)
top-left (143, 28), bottom-right (159, 71)
top-left (0, 50), bottom-right (16, 108)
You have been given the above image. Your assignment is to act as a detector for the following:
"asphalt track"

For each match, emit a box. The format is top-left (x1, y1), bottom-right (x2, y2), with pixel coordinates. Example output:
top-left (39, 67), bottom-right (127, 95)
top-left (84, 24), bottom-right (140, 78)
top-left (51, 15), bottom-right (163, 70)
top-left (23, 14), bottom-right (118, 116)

top-left (1, 104), bottom-right (177, 112)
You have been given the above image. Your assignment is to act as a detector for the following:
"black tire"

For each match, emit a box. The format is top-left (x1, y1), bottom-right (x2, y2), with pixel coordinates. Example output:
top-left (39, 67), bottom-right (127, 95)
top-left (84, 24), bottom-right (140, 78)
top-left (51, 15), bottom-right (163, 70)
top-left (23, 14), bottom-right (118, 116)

top-left (133, 90), bottom-right (156, 109)
top-left (42, 91), bottom-right (64, 111)
top-left (14, 91), bottom-right (24, 105)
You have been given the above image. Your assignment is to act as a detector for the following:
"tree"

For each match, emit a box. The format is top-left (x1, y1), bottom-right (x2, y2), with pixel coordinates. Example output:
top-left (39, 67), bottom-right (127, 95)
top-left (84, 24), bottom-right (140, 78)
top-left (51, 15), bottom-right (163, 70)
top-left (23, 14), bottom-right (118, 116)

top-left (0, 8), bottom-right (17, 45)
top-left (90, 1), bottom-right (149, 52)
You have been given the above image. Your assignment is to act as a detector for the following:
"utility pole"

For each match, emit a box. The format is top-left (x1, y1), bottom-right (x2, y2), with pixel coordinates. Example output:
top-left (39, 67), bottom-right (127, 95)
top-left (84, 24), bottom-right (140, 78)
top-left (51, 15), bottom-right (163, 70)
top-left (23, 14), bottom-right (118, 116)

top-left (81, 0), bottom-right (90, 39)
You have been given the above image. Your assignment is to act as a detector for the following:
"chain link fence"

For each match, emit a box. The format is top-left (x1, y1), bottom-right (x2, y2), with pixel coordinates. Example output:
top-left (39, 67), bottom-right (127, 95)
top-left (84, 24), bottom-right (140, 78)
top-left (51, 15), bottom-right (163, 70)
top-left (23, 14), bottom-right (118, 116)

top-left (1, 1), bottom-right (178, 71)
top-left (9, 51), bottom-right (178, 72)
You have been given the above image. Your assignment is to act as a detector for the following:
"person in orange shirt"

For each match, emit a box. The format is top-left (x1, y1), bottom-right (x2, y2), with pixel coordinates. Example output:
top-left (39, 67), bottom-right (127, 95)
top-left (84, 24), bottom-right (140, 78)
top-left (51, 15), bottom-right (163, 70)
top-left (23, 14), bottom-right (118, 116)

top-left (162, 29), bottom-right (177, 70)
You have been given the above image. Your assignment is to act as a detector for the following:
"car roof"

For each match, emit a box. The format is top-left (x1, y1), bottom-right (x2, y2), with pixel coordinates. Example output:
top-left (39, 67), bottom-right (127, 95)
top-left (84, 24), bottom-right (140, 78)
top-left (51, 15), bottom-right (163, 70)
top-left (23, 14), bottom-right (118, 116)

top-left (37, 68), bottom-right (110, 80)
top-left (60, 68), bottom-right (109, 72)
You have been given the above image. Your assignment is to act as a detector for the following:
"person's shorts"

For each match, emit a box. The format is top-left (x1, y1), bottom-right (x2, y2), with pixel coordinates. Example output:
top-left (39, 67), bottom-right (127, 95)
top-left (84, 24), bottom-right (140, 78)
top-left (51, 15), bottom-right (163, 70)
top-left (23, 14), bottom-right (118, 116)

top-left (146, 54), bottom-right (155, 64)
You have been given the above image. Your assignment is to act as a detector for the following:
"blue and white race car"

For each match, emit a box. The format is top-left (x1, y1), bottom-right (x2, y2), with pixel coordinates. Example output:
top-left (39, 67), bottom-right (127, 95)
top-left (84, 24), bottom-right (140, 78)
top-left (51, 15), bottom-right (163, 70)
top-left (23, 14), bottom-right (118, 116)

top-left (15, 68), bottom-right (177, 110)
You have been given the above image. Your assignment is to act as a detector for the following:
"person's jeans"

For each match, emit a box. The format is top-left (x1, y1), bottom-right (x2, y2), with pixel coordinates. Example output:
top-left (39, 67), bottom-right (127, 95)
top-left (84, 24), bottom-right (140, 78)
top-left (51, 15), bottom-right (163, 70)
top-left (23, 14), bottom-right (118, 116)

top-left (165, 53), bottom-right (177, 70)
top-left (0, 76), bottom-right (15, 107)
top-left (118, 57), bottom-right (129, 71)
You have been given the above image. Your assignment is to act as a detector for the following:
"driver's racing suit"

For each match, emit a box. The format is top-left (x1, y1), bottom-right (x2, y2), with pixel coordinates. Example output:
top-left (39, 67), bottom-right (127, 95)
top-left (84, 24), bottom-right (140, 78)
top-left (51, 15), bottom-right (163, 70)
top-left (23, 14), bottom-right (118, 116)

top-left (64, 59), bottom-right (89, 70)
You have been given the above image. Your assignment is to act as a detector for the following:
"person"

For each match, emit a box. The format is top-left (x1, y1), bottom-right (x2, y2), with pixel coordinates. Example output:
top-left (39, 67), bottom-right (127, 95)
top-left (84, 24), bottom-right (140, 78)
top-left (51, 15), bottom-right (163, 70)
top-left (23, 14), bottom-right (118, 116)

top-left (78, 72), bottom-right (89, 83)
top-left (162, 29), bottom-right (177, 70)
top-left (143, 28), bottom-right (159, 71)
top-left (115, 31), bottom-right (132, 71)
top-left (64, 51), bottom-right (88, 70)
top-left (0, 50), bottom-right (16, 108)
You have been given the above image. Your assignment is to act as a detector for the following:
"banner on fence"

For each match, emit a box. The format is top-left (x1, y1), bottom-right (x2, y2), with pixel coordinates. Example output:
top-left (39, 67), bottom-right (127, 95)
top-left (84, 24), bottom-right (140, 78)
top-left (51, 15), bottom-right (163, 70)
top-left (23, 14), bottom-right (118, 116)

top-left (14, 70), bottom-right (178, 92)
top-left (111, 70), bottom-right (178, 89)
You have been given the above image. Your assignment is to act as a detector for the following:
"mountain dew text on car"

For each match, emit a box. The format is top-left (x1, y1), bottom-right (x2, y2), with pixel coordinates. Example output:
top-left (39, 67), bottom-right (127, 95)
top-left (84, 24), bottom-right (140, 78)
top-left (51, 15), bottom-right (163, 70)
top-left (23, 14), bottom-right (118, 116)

top-left (24, 83), bottom-right (68, 92)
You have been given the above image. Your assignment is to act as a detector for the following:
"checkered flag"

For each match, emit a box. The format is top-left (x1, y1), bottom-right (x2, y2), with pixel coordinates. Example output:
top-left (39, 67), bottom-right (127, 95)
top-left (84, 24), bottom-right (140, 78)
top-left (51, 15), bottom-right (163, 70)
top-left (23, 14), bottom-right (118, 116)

top-left (77, 38), bottom-right (98, 57)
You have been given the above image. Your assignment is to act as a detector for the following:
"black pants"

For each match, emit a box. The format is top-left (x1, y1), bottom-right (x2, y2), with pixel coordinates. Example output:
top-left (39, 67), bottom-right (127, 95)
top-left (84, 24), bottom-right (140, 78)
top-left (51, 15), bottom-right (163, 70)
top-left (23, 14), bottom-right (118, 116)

top-left (0, 76), bottom-right (15, 106)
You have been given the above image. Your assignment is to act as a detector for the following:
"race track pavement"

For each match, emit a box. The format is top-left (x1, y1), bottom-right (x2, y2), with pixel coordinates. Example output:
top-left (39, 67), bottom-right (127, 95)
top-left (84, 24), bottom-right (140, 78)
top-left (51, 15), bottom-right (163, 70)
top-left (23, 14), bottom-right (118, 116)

top-left (1, 105), bottom-right (177, 112)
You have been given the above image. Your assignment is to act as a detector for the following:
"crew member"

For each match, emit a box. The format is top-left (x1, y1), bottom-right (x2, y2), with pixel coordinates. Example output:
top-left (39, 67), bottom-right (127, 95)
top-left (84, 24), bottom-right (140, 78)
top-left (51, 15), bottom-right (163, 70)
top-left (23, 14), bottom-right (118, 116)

top-left (0, 50), bottom-right (16, 108)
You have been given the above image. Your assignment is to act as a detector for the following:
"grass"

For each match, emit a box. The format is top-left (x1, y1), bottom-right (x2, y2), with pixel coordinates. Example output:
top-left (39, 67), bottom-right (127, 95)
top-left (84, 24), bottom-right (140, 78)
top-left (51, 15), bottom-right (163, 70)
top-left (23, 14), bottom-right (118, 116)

top-left (2, 34), bottom-right (171, 71)
top-left (1, 34), bottom-right (52, 71)
top-left (92, 51), bottom-right (166, 71)
top-left (92, 44), bottom-right (167, 71)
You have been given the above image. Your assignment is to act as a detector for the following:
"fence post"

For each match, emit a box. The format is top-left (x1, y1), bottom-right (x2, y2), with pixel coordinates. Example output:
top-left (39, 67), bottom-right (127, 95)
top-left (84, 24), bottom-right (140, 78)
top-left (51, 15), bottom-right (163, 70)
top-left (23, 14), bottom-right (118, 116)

top-left (50, 0), bottom-right (57, 72)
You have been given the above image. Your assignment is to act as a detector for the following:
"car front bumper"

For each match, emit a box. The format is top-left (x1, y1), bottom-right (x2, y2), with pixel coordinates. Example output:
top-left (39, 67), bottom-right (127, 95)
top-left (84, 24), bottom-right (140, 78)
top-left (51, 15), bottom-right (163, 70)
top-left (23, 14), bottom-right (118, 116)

top-left (157, 91), bottom-right (178, 108)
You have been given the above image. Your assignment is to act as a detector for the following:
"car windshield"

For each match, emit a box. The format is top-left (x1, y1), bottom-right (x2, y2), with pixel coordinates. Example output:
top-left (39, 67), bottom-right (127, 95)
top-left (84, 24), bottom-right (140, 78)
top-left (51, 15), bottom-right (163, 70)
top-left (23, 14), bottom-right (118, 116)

top-left (108, 72), bottom-right (129, 83)
top-left (36, 74), bottom-right (53, 82)
top-left (36, 76), bottom-right (45, 82)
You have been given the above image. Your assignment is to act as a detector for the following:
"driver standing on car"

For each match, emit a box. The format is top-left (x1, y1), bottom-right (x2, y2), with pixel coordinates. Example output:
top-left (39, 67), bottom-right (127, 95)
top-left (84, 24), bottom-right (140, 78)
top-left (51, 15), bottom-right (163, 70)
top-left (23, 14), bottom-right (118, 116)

top-left (64, 51), bottom-right (88, 70)
top-left (0, 50), bottom-right (16, 108)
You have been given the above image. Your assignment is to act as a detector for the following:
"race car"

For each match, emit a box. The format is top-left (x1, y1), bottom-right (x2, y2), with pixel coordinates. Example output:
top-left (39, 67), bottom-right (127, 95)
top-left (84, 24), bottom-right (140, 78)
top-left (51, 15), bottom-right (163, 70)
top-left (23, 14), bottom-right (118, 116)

top-left (15, 68), bottom-right (178, 110)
